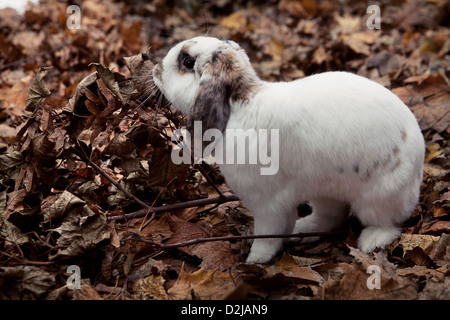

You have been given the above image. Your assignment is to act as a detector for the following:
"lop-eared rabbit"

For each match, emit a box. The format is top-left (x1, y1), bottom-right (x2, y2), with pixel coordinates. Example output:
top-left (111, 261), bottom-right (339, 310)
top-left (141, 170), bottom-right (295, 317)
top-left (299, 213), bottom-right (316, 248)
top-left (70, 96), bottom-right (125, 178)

top-left (152, 37), bottom-right (424, 263)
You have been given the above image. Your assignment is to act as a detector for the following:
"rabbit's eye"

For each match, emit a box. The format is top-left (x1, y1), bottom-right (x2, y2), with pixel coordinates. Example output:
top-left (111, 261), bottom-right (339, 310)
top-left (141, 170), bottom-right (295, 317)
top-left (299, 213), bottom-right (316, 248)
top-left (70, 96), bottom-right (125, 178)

top-left (182, 56), bottom-right (195, 70)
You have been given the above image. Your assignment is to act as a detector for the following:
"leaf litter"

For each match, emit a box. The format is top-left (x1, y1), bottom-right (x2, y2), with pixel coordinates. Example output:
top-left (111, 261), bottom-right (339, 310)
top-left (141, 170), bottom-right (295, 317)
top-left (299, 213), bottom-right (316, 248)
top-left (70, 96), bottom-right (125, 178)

top-left (0, 0), bottom-right (449, 300)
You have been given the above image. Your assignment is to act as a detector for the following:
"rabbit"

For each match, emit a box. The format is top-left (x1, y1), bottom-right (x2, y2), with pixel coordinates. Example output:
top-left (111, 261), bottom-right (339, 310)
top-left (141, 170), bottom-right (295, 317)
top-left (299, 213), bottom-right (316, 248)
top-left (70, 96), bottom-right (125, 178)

top-left (152, 36), bottom-right (425, 263)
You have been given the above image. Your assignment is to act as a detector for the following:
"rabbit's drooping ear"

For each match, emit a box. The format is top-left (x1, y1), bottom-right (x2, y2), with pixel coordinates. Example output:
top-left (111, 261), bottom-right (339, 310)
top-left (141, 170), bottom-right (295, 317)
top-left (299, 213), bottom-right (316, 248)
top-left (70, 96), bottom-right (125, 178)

top-left (187, 48), bottom-right (239, 134)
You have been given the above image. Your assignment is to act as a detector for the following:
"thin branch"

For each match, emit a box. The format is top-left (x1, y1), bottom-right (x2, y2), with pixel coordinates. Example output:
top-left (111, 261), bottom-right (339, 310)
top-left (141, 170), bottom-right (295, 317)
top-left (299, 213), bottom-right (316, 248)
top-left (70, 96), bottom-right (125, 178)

top-left (108, 194), bottom-right (240, 222)
top-left (0, 250), bottom-right (56, 266)
top-left (138, 177), bottom-right (177, 232)
top-left (131, 230), bottom-right (347, 251)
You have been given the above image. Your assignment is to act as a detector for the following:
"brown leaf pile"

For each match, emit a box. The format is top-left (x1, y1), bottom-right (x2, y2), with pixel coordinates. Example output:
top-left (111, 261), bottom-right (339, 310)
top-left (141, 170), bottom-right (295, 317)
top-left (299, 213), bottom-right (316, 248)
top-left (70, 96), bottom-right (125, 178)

top-left (0, 0), bottom-right (449, 300)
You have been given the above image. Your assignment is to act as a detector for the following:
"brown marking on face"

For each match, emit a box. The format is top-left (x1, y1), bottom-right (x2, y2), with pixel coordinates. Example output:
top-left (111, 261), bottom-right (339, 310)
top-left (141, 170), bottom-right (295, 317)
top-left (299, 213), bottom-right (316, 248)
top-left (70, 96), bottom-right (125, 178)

top-left (208, 47), bottom-right (261, 103)
top-left (189, 42), bottom-right (262, 139)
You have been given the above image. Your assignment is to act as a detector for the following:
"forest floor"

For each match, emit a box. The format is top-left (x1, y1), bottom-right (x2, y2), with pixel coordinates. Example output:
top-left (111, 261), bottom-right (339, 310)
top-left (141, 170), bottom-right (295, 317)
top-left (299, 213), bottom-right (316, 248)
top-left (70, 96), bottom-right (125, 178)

top-left (0, 0), bottom-right (449, 300)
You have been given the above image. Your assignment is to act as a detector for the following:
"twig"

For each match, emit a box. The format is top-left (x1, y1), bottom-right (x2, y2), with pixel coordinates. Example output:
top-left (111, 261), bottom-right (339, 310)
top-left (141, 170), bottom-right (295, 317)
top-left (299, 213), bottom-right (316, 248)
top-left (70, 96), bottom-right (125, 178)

top-left (108, 194), bottom-right (240, 222)
top-left (0, 250), bottom-right (56, 266)
top-left (138, 177), bottom-right (177, 232)
top-left (131, 230), bottom-right (347, 250)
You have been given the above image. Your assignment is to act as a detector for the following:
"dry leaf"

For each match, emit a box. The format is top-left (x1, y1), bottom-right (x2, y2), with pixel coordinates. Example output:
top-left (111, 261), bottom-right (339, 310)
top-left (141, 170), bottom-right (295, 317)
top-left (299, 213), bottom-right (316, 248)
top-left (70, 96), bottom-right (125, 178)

top-left (168, 266), bottom-right (240, 300)
top-left (323, 248), bottom-right (418, 299)
top-left (0, 266), bottom-right (56, 299)
top-left (25, 67), bottom-right (52, 112)
top-left (397, 234), bottom-right (440, 256)
top-left (133, 274), bottom-right (167, 300)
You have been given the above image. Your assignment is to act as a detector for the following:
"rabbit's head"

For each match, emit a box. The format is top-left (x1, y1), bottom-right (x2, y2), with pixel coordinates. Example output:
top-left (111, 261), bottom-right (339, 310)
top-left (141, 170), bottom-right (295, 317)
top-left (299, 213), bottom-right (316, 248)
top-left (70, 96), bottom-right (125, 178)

top-left (153, 37), bottom-right (261, 133)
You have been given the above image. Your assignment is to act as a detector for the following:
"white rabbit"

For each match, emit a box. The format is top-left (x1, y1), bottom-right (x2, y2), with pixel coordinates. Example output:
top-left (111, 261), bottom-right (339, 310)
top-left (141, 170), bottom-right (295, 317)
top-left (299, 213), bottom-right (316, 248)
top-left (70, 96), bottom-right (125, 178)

top-left (152, 36), bottom-right (424, 263)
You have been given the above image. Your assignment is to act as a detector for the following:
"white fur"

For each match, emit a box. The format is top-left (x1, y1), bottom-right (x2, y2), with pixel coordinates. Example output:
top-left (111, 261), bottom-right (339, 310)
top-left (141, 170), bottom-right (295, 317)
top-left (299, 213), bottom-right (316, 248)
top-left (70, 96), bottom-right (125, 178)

top-left (153, 37), bottom-right (425, 263)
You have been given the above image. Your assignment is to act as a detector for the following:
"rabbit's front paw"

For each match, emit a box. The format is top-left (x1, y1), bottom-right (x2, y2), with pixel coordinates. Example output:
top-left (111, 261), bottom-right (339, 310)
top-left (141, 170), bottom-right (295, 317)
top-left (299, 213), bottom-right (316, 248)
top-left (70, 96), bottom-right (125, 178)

top-left (358, 226), bottom-right (400, 253)
top-left (245, 239), bottom-right (281, 264)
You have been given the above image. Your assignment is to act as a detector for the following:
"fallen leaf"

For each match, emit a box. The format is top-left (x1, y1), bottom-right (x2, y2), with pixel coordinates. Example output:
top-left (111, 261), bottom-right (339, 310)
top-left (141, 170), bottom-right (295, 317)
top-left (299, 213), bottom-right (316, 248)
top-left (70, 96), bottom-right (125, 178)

top-left (396, 265), bottom-right (446, 281)
top-left (272, 253), bottom-right (324, 283)
top-left (167, 266), bottom-right (240, 300)
top-left (0, 265), bottom-right (56, 299)
top-left (397, 234), bottom-right (440, 256)
top-left (0, 75), bottom-right (31, 116)
top-left (0, 151), bottom-right (22, 180)
top-left (166, 215), bottom-right (239, 271)
top-left (420, 220), bottom-right (450, 235)
top-left (133, 274), bottom-right (168, 300)
top-left (123, 49), bottom-right (154, 94)
top-left (322, 248), bottom-right (418, 299)
top-left (42, 190), bottom-right (85, 222)
top-left (419, 277), bottom-right (450, 300)
top-left (48, 192), bottom-right (110, 259)
top-left (25, 67), bottom-right (52, 112)
top-left (91, 63), bottom-right (131, 105)
top-left (425, 143), bottom-right (444, 162)
top-left (148, 146), bottom-right (190, 188)
top-left (0, 220), bottom-right (31, 246)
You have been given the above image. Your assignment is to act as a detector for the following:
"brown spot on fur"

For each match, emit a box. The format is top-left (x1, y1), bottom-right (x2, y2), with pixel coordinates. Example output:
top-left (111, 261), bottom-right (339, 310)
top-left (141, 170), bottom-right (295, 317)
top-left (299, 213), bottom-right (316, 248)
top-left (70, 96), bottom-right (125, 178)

top-left (392, 158), bottom-right (401, 171)
top-left (373, 160), bottom-right (379, 170)
top-left (382, 153), bottom-right (392, 167)
top-left (393, 145), bottom-right (400, 156)
top-left (401, 129), bottom-right (407, 142)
